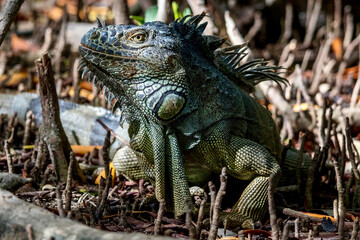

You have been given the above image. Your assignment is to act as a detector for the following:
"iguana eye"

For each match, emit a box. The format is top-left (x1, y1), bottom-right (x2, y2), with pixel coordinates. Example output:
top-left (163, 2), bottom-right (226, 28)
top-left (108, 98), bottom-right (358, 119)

top-left (129, 32), bottom-right (147, 43)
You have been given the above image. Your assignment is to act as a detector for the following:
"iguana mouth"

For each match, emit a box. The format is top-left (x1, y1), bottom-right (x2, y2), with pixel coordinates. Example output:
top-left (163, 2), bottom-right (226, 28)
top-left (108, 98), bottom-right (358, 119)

top-left (79, 44), bottom-right (159, 68)
top-left (78, 57), bottom-right (119, 111)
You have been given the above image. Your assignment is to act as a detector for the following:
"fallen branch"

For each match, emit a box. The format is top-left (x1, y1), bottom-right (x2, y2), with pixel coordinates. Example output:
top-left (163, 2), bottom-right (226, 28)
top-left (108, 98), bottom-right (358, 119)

top-left (282, 208), bottom-right (353, 229)
top-left (0, 189), bottom-right (172, 240)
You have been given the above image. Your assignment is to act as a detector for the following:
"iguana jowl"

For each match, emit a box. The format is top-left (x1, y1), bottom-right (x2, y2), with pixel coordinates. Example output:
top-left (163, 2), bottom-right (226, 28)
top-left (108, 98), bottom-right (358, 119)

top-left (78, 13), bottom-right (293, 227)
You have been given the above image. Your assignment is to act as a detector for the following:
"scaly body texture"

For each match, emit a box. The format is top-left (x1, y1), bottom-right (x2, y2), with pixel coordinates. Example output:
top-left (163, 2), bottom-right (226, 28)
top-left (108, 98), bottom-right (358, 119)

top-left (78, 14), bottom-right (306, 228)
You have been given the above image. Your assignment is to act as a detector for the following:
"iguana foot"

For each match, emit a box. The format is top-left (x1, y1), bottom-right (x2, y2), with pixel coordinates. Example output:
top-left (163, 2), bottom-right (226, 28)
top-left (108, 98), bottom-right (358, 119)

top-left (222, 212), bottom-right (254, 229)
top-left (189, 186), bottom-right (207, 206)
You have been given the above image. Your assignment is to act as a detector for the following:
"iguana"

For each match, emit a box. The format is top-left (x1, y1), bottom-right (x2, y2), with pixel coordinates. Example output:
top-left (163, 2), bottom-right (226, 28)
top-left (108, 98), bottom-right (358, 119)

top-left (78, 13), bottom-right (309, 228)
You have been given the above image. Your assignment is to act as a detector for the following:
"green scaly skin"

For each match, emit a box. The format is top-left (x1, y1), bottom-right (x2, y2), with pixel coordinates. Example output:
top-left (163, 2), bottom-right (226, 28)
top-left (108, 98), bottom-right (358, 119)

top-left (78, 14), bottom-right (306, 228)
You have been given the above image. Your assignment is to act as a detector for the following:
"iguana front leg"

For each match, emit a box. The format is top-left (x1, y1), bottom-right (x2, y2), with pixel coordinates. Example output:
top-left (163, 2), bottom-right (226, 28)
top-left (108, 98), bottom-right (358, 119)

top-left (196, 133), bottom-right (281, 228)
top-left (225, 136), bottom-right (281, 228)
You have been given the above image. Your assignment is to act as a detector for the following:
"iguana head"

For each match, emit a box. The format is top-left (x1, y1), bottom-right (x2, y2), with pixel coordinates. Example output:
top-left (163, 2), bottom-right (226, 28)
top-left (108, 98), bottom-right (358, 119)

top-left (78, 20), bottom-right (192, 124)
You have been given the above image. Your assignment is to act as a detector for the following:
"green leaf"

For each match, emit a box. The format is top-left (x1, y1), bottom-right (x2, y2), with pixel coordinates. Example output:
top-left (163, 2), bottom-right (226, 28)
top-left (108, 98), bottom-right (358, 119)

top-left (79, 188), bottom-right (87, 193)
top-left (172, 1), bottom-right (180, 19)
top-left (129, 15), bottom-right (144, 25)
top-left (183, 7), bottom-right (192, 17)
top-left (145, 5), bottom-right (158, 22)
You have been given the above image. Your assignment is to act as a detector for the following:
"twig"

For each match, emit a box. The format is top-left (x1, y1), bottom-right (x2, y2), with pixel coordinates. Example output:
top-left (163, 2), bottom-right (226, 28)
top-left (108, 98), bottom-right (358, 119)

top-left (294, 218), bottom-right (300, 238)
top-left (72, 58), bottom-right (80, 103)
top-left (113, 0), bottom-right (130, 25)
top-left (7, 112), bottom-right (18, 144)
top-left (39, 27), bottom-right (52, 53)
top-left (224, 10), bottom-right (251, 62)
top-left (55, 184), bottom-right (66, 217)
top-left (281, 221), bottom-right (290, 240)
top-left (208, 181), bottom-right (216, 224)
top-left (0, 0), bottom-right (25, 46)
top-left (39, 167), bottom-right (52, 190)
top-left (325, 107), bottom-right (333, 148)
top-left (280, 117), bottom-right (294, 142)
top-left (301, 50), bottom-right (312, 72)
top-left (331, 34), bottom-right (360, 97)
top-left (296, 130), bottom-right (308, 202)
top-left (303, 0), bottom-right (322, 47)
top-left (333, 0), bottom-right (341, 37)
top-left (64, 151), bottom-right (75, 211)
top-left (334, 159), bottom-right (345, 239)
top-left (350, 217), bottom-right (359, 240)
top-left (333, 199), bottom-right (338, 219)
top-left (309, 34), bottom-right (334, 95)
top-left (4, 140), bottom-right (14, 173)
top-left (350, 45), bottom-right (360, 108)
top-left (305, 0), bottom-right (314, 28)
top-left (96, 119), bottom-right (130, 147)
top-left (186, 0), bottom-right (218, 35)
top-left (26, 224), bottom-right (34, 240)
top-left (345, 117), bottom-right (360, 180)
top-left (281, 139), bottom-right (292, 166)
top-left (296, 67), bottom-right (317, 128)
top-left (30, 141), bottom-right (46, 184)
top-left (196, 196), bottom-right (207, 238)
top-left (186, 198), bottom-right (196, 239)
top-left (52, 8), bottom-right (67, 81)
top-left (269, 173), bottom-right (280, 240)
top-left (345, 169), bottom-right (353, 208)
top-left (244, 11), bottom-right (262, 42)
top-left (281, 2), bottom-right (293, 44)
top-left (23, 111), bottom-right (34, 146)
top-left (238, 230), bottom-right (245, 240)
top-left (307, 229), bottom-right (313, 240)
top-left (208, 167), bottom-right (227, 240)
top-left (108, 180), bottom-right (123, 198)
top-left (279, 39), bottom-right (297, 68)
top-left (343, 5), bottom-right (354, 49)
top-left (318, 99), bottom-right (328, 148)
top-left (154, 199), bottom-right (165, 236)
top-left (156, 0), bottom-right (169, 23)
top-left (95, 130), bottom-right (112, 221)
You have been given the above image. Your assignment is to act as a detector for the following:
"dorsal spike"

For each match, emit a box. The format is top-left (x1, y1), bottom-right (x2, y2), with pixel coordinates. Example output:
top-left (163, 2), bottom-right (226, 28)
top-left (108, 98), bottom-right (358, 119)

top-left (96, 18), bottom-right (102, 28)
top-left (104, 21), bottom-right (108, 27)
top-left (196, 22), bottom-right (208, 34)
top-left (181, 15), bottom-right (192, 23)
top-left (204, 35), bottom-right (227, 51)
top-left (188, 11), bottom-right (206, 25)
